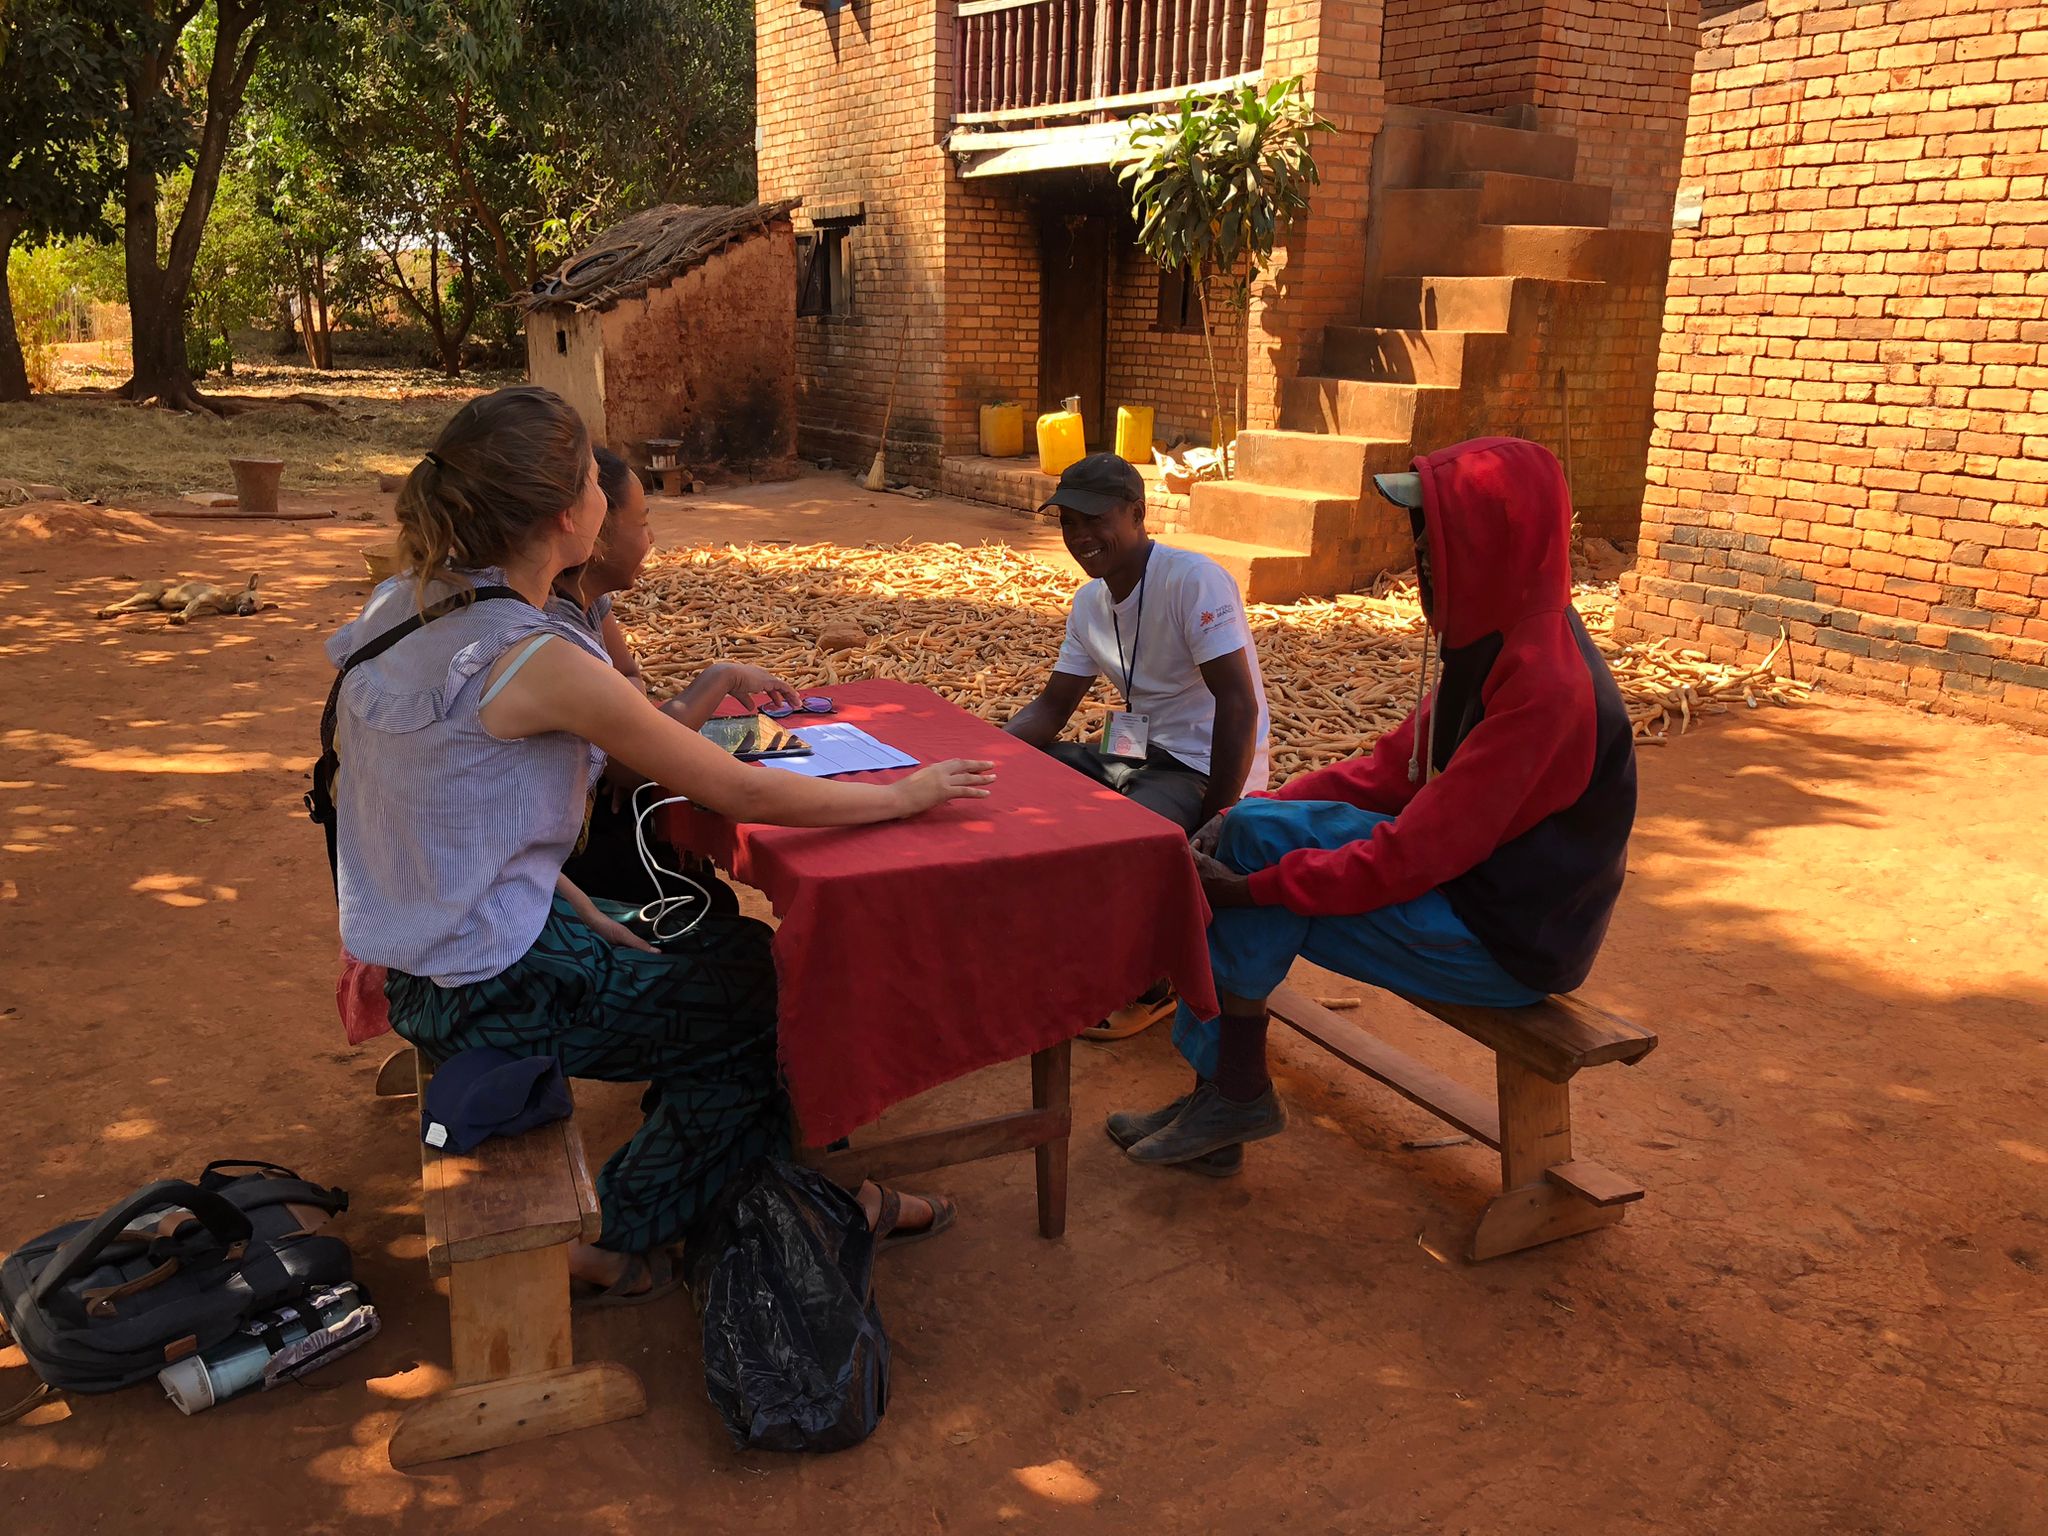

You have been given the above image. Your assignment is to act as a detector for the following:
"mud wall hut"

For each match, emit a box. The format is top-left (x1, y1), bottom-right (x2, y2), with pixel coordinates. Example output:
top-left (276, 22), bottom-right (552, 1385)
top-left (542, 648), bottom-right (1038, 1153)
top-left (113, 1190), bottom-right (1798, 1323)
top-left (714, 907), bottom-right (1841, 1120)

top-left (522, 202), bottom-right (800, 480)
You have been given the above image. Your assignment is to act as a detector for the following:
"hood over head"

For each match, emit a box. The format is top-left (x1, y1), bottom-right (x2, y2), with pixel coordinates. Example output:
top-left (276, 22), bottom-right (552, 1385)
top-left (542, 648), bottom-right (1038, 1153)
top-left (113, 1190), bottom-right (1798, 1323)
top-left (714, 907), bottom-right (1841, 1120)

top-left (1409, 437), bottom-right (1574, 649)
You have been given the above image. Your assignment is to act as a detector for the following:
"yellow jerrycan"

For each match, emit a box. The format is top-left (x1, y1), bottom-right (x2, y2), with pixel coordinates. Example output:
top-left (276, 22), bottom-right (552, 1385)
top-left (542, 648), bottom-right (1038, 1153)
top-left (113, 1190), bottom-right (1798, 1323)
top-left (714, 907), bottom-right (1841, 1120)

top-left (979, 402), bottom-right (1026, 458)
top-left (1037, 395), bottom-right (1086, 477)
top-left (1114, 405), bottom-right (1155, 463)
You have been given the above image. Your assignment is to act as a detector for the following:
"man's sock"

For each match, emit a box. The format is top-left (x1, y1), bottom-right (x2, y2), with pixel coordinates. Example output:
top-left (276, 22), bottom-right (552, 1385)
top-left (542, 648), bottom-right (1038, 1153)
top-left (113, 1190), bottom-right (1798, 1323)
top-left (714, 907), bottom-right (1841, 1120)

top-left (1212, 1010), bottom-right (1271, 1103)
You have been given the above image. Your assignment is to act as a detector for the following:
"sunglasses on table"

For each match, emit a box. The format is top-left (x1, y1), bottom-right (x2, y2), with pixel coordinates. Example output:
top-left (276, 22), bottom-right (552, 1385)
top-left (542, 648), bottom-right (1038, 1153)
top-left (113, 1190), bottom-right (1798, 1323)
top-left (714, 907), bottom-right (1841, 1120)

top-left (761, 696), bottom-right (836, 719)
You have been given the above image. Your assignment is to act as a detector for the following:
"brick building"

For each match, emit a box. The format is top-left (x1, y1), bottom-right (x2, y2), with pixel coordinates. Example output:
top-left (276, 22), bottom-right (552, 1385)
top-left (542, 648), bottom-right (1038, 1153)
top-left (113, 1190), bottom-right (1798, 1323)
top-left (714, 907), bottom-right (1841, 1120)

top-left (758, 0), bottom-right (1699, 599)
top-left (1617, 0), bottom-right (2048, 726)
top-left (522, 203), bottom-right (799, 480)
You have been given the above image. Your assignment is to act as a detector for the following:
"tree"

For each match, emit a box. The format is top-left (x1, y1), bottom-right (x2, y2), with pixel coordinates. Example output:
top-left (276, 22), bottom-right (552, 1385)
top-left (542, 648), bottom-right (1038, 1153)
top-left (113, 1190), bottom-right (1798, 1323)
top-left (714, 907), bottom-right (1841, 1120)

top-left (0, 0), bottom-right (133, 400)
top-left (346, 0), bottom-right (755, 296)
top-left (110, 0), bottom-right (332, 412)
top-left (1118, 81), bottom-right (1331, 461)
top-left (241, 95), bottom-right (361, 368)
top-left (271, 0), bottom-right (757, 376)
top-left (180, 167), bottom-right (289, 377)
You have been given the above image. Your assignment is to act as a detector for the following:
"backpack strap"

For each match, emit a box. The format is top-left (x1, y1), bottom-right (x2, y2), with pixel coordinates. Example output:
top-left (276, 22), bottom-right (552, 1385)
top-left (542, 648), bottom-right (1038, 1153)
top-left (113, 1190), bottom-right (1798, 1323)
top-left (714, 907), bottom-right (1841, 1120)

top-left (306, 585), bottom-right (525, 893)
top-left (29, 1181), bottom-right (252, 1317)
top-left (0, 1380), bottom-right (53, 1427)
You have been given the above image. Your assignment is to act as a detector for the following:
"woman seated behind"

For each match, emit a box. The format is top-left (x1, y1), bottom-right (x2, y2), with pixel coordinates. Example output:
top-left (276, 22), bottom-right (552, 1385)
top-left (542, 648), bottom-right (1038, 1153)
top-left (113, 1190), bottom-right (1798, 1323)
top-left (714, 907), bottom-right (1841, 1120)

top-left (547, 446), bottom-right (794, 905)
top-left (330, 386), bottom-right (992, 1299)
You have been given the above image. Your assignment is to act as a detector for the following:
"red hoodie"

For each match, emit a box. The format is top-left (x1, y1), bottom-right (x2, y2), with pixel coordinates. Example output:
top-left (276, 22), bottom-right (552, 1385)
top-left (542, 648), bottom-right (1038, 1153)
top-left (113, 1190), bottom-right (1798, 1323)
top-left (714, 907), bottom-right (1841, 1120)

top-left (1246, 436), bottom-right (1637, 994)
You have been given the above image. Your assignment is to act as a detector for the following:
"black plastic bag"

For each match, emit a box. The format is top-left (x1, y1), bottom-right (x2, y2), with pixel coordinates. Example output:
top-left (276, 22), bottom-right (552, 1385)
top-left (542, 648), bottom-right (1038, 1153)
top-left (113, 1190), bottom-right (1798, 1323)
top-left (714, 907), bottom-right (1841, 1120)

top-left (688, 1159), bottom-right (888, 1453)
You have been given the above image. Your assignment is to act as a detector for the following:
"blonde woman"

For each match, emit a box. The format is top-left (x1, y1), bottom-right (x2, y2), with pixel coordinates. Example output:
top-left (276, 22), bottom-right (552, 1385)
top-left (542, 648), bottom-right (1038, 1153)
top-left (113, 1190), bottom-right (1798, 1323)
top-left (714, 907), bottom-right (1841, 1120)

top-left (332, 386), bottom-right (988, 1300)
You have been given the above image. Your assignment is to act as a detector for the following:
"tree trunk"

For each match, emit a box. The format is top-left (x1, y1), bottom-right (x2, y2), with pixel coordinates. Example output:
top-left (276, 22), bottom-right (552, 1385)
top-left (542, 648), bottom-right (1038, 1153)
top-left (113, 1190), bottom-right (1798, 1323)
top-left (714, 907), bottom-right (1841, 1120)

top-left (1193, 264), bottom-right (1231, 476)
top-left (0, 214), bottom-right (30, 402)
top-left (118, 1), bottom-right (271, 414)
top-left (311, 255), bottom-right (333, 369)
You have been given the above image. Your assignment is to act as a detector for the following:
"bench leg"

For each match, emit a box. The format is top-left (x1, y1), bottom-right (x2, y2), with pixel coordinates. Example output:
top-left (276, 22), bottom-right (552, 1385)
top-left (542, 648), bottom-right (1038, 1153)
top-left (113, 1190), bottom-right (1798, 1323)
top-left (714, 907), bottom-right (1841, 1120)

top-left (390, 1245), bottom-right (647, 1468)
top-left (389, 1362), bottom-right (646, 1469)
top-left (1470, 1057), bottom-right (1628, 1260)
top-left (374, 1045), bottom-right (419, 1098)
top-left (449, 1247), bottom-right (572, 1384)
top-left (1030, 1040), bottom-right (1071, 1241)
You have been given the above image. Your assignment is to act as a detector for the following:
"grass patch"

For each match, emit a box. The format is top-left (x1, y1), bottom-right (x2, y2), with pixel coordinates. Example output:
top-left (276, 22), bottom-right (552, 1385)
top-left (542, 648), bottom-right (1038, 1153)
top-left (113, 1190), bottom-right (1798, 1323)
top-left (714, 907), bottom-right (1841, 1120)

top-left (0, 364), bottom-right (521, 501)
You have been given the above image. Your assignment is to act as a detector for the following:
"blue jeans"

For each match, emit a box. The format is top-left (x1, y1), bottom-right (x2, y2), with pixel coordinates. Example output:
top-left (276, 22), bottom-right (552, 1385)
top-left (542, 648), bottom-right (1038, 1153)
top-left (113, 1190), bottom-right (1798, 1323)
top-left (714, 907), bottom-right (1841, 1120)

top-left (1173, 799), bottom-right (1545, 1080)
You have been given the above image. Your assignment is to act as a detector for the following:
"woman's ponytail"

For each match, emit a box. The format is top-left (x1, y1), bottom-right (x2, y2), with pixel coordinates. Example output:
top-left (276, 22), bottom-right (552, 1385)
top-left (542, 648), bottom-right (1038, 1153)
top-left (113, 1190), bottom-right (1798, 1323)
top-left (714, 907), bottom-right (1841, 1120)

top-left (393, 385), bottom-right (593, 610)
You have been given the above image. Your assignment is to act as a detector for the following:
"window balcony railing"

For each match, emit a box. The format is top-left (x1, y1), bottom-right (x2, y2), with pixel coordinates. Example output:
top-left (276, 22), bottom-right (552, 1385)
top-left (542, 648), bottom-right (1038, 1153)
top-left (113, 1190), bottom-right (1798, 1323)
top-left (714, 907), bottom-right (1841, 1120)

top-left (954, 0), bottom-right (1266, 127)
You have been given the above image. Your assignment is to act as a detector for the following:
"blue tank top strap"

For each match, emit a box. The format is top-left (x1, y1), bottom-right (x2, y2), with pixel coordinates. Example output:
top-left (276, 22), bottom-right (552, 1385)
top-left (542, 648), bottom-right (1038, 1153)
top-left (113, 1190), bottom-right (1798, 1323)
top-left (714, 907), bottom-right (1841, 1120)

top-left (478, 634), bottom-right (558, 708)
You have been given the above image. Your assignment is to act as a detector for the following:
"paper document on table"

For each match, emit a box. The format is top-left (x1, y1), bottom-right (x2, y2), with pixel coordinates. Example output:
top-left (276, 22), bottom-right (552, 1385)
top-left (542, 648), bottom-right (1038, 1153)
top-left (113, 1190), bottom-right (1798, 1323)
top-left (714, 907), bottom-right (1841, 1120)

top-left (763, 722), bottom-right (920, 778)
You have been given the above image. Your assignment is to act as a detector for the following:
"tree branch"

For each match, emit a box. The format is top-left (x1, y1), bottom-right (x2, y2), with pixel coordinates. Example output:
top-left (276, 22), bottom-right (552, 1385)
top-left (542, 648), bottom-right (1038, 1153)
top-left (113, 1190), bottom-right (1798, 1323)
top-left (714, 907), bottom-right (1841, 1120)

top-left (447, 89), bottom-right (522, 295)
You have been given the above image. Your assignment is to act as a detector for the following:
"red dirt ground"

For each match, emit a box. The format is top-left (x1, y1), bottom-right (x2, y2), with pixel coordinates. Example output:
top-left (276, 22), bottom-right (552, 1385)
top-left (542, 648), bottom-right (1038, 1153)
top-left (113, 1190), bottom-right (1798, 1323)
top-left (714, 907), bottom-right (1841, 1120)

top-left (2, 478), bottom-right (2044, 1535)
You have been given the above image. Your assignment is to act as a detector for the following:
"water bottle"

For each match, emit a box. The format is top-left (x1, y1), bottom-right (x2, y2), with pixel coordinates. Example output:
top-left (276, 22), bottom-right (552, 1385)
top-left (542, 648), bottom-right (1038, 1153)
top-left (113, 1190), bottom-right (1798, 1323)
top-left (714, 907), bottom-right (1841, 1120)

top-left (158, 1282), bottom-right (375, 1414)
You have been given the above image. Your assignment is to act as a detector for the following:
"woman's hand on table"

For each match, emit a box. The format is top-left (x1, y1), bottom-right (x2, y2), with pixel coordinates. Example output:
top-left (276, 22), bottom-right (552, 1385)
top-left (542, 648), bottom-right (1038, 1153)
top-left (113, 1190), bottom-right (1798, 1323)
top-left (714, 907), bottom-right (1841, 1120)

top-left (891, 759), bottom-right (997, 816)
top-left (721, 664), bottom-right (804, 713)
top-left (655, 663), bottom-right (804, 730)
top-left (1191, 848), bottom-right (1254, 909)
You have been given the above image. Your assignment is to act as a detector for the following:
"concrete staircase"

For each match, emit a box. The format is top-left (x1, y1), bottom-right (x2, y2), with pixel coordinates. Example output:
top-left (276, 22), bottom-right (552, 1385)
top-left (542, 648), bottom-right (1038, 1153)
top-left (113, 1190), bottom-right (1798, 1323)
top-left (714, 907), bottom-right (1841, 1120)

top-left (1166, 106), bottom-right (1668, 603)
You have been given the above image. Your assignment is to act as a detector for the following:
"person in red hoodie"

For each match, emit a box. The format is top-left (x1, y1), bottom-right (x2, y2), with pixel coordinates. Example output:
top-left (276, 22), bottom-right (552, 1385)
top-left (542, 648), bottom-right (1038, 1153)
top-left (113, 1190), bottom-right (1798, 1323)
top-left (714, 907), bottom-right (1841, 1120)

top-left (1111, 436), bottom-right (1637, 1171)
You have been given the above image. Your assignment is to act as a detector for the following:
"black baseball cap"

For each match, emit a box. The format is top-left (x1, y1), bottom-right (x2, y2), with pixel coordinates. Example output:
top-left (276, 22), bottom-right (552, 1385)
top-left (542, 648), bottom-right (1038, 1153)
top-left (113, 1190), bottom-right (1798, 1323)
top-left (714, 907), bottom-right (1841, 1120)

top-left (1041, 452), bottom-right (1145, 517)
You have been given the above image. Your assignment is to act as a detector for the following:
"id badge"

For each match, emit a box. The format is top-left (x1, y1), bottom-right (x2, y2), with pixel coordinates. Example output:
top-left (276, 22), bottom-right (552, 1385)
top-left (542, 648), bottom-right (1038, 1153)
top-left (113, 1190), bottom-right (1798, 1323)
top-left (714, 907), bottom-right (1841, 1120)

top-left (1099, 710), bottom-right (1150, 760)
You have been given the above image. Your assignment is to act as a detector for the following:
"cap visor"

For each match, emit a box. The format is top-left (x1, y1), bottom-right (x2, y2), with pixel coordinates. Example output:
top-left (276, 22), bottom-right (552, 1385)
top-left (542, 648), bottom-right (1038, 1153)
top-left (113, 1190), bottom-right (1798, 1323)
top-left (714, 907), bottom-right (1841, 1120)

top-left (1040, 486), bottom-right (1124, 517)
top-left (1373, 472), bottom-right (1424, 510)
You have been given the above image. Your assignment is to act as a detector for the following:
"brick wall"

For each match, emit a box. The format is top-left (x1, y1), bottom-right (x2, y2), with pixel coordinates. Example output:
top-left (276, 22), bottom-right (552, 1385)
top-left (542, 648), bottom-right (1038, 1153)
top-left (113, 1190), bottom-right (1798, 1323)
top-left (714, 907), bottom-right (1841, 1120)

top-left (1380, 0), bottom-right (1699, 230)
top-left (757, 0), bottom-right (952, 478)
top-left (1534, 1), bottom-right (1702, 229)
top-left (1106, 242), bottom-right (1250, 449)
top-left (941, 184), bottom-right (1040, 460)
top-left (1382, 0), bottom-right (1546, 113)
top-left (592, 229), bottom-right (798, 477)
top-left (1617, 0), bottom-right (2048, 728)
top-left (1244, 0), bottom-right (1388, 431)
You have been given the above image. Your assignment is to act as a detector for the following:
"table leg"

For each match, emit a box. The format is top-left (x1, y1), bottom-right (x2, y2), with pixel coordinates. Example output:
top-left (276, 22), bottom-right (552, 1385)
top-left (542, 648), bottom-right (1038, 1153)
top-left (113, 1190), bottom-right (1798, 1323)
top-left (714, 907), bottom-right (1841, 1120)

top-left (1030, 1039), bottom-right (1072, 1240)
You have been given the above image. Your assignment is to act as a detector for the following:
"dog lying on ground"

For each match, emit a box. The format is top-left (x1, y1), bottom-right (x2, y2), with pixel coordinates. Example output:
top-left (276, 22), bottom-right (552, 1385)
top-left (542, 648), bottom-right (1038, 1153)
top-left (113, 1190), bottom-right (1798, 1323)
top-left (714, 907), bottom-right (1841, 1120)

top-left (97, 573), bottom-right (266, 625)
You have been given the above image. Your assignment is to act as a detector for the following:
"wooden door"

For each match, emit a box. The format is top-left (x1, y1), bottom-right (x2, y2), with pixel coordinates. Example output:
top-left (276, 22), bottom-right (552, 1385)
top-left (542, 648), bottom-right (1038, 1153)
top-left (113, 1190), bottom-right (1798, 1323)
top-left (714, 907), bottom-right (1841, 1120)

top-left (1038, 210), bottom-right (1109, 446)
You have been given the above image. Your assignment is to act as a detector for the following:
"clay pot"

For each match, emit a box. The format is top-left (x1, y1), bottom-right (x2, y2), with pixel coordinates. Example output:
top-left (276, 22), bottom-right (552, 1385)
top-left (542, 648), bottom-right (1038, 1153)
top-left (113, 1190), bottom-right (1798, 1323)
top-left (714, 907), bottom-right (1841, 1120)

top-left (229, 457), bottom-right (285, 515)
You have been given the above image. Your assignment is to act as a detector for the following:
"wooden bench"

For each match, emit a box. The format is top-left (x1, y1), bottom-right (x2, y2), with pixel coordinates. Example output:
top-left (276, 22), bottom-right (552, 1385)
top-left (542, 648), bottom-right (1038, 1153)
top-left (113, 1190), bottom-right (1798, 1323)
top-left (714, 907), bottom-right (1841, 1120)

top-left (374, 1045), bottom-right (646, 1467)
top-left (1266, 985), bottom-right (1657, 1261)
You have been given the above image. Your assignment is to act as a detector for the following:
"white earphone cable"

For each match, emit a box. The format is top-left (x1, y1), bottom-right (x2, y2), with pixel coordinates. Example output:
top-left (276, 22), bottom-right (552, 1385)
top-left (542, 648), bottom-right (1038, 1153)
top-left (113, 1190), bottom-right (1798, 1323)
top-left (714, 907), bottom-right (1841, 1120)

top-left (629, 780), bottom-right (713, 943)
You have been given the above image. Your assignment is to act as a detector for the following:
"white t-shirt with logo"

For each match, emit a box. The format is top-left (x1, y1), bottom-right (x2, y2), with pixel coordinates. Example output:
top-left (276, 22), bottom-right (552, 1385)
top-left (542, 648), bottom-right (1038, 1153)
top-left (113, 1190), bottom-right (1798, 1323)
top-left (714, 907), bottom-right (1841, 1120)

top-left (1053, 542), bottom-right (1271, 793)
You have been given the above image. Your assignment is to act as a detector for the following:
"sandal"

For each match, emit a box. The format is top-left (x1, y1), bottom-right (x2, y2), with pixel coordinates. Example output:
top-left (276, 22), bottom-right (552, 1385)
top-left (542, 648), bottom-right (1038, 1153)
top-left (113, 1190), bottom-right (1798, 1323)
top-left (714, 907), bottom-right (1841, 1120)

top-left (1082, 983), bottom-right (1177, 1043)
top-left (573, 1248), bottom-right (686, 1309)
top-left (872, 1186), bottom-right (957, 1252)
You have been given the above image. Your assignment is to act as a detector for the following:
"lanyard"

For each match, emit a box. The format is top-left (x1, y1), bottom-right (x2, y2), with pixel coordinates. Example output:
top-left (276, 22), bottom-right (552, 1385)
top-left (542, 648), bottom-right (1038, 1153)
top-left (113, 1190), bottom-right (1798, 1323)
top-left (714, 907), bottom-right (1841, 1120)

top-left (1109, 544), bottom-right (1153, 708)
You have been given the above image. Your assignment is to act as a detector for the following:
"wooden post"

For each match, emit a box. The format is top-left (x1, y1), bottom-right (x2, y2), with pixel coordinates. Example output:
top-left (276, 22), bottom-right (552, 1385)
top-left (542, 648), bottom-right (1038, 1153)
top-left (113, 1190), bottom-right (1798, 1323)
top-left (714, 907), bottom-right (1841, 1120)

top-left (1030, 1040), bottom-right (1072, 1240)
top-left (964, 17), bottom-right (979, 116)
top-left (1091, 0), bottom-right (1111, 98)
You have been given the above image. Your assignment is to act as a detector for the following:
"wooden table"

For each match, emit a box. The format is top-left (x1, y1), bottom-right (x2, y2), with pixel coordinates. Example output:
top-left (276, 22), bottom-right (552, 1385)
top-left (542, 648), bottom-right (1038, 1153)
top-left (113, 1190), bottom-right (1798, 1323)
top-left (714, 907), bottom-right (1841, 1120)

top-left (664, 680), bottom-right (1219, 1238)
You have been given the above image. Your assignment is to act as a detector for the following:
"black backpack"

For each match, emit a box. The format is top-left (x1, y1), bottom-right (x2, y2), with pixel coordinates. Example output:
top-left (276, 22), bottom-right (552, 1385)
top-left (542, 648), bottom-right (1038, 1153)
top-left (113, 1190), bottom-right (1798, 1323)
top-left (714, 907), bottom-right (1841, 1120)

top-left (306, 585), bottom-right (521, 889)
top-left (0, 1161), bottom-right (352, 1416)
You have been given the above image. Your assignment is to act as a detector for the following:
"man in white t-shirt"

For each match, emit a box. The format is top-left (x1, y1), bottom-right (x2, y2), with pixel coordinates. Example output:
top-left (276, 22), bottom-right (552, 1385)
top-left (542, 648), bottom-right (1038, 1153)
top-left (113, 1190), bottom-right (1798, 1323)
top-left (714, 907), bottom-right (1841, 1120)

top-left (1006, 452), bottom-right (1270, 1056)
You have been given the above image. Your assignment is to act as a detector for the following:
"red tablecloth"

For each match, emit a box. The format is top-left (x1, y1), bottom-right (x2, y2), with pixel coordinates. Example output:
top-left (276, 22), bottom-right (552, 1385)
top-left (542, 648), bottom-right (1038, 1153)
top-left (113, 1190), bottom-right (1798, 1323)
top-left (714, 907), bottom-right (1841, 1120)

top-left (665, 680), bottom-right (1219, 1145)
